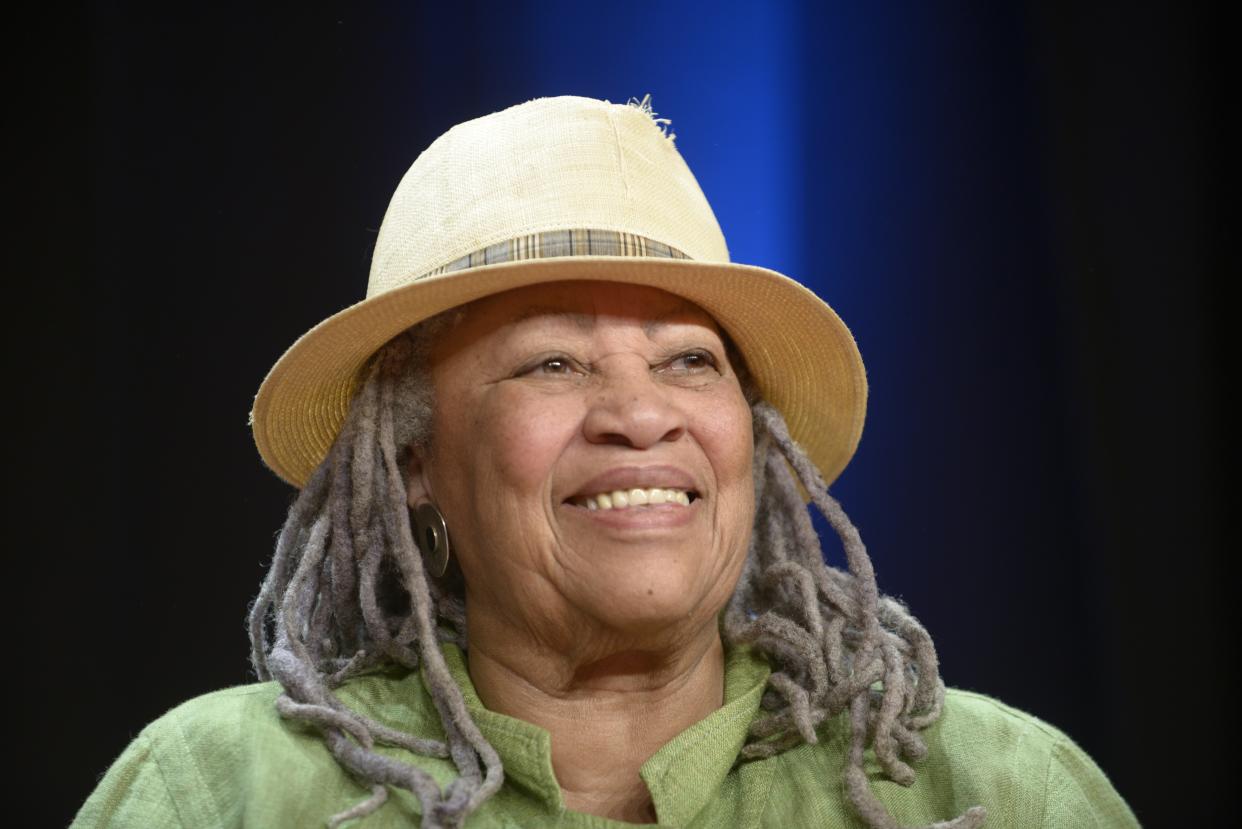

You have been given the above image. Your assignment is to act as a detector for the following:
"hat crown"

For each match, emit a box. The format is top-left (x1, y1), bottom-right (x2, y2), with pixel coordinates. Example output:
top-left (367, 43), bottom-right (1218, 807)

top-left (367, 96), bottom-right (731, 298)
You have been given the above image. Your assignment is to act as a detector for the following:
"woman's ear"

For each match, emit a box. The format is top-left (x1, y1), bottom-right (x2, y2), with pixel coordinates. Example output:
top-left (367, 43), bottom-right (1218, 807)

top-left (405, 447), bottom-right (435, 509)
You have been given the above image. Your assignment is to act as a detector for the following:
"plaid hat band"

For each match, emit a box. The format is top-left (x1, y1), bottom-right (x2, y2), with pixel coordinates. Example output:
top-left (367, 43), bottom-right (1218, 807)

top-left (416, 229), bottom-right (690, 284)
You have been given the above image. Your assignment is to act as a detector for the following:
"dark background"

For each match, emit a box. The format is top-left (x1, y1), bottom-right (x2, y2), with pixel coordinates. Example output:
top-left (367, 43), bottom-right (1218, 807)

top-left (16, 2), bottom-right (1223, 825)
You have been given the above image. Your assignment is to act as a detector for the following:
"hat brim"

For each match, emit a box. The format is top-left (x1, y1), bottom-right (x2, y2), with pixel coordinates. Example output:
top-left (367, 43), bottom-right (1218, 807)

top-left (251, 257), bottom-right (867, 489)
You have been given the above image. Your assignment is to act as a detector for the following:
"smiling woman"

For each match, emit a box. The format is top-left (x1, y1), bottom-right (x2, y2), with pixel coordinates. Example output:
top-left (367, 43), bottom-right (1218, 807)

top-left (73, 96), bottom-right (1137, 829)
top-left (413, 284), bottom-right (755, 663)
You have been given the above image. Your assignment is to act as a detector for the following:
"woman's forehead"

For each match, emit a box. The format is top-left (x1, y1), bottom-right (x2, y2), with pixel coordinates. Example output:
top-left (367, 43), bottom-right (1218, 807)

top-left (460, 281), bottom-right (723, 334)
top-left (424, 281), bottom-right (729, 367)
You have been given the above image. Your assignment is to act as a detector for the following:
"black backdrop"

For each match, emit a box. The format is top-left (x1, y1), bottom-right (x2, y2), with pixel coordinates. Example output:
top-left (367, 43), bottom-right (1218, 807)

top-left (15, 3), bottom-right (1224, 826)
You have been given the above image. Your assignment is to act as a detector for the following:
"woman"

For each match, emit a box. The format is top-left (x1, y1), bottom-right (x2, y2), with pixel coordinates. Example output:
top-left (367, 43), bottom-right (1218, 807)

top-left (75, 96), bottom-right (1136, 828)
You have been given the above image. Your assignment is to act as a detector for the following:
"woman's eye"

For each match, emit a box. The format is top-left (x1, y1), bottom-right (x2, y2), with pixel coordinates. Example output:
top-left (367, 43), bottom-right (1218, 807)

top-left (521, 355), bottom-right (579, 376)
top-left (666, 350), bottom-right (719, 373)
top-left (541, 358), bottom-right (572, 374)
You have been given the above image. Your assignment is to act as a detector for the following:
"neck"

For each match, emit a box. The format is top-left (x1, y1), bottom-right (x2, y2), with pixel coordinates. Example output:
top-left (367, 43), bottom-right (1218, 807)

top-left (467, 623), bottom-right (726, 823)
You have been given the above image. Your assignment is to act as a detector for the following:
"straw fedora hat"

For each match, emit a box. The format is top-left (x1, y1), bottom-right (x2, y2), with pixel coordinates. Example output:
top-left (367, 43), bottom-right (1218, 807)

top-left (251, 95), bottom-right (867, 489)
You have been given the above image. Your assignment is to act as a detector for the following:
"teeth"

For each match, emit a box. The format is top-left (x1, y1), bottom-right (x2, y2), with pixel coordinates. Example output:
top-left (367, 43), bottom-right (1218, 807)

top-left (579, 488), bottom-right (694, 510)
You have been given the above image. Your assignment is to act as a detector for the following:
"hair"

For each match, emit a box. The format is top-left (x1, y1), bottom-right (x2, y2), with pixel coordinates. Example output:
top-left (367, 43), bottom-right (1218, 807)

top-left (248, 310), bottom-right (987, 829)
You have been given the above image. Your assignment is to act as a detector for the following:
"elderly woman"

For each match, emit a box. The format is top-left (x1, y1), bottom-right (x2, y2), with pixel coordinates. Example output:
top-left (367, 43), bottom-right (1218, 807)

top-left (75, 96), bottom-right (1136, 829)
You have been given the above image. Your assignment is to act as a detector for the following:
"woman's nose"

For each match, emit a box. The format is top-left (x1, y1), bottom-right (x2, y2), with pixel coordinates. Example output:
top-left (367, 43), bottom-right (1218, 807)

top-left (582, 358), bottom-right (687, 449)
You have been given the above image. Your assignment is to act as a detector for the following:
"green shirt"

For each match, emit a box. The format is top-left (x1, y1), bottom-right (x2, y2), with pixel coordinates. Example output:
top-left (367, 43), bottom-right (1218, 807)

top-left (74, 645), bottom-right (1138, 828)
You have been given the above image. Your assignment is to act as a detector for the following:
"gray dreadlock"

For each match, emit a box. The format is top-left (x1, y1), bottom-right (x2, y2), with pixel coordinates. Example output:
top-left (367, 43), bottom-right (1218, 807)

top-left (248, 311), bottom-right (987, 829)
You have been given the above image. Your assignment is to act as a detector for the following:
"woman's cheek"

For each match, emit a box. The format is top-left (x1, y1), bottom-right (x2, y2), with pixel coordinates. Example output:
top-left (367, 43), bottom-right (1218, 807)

top-left (484, 388), bottom-right (579, 492)
top-left (698, 390), bottom-right (753, 481)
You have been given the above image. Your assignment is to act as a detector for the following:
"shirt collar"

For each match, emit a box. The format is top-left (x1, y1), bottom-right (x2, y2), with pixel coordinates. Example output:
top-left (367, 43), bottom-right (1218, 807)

top-left (436, 643), bottom-right (771, 826)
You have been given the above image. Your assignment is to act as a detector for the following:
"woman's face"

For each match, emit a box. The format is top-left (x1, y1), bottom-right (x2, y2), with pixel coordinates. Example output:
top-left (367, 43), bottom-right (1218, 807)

top-left (407, 281), bottom-right (754, 659)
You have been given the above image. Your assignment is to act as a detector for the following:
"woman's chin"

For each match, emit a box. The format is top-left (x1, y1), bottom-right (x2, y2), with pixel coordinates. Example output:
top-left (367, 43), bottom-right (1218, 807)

top-left (581, 583), bottom-right (723, 642)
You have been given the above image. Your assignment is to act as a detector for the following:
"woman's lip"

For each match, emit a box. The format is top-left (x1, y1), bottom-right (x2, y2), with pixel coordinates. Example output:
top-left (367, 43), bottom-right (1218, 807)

top-left (566, 465), bottom-right (700, 501)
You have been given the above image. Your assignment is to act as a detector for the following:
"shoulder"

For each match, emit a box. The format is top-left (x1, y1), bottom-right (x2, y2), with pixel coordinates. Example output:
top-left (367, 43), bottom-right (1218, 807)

top-left (934, 686), bottom-right (1074, 752)
top-left (72, 681), bottom-right (284, 828)
top-left (74, 670), bottom-right (446, 828)
top-left (140, 680), bottom-right (288, 758)
top-left (762, 687), bottom-right (1138, 828)
top-left (922, 688), bottom-right (1139, 828)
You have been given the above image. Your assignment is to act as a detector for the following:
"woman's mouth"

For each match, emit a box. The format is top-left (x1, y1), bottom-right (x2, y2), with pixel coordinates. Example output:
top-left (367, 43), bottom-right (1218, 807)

top-left (569, 487), bottom-right (698, 510)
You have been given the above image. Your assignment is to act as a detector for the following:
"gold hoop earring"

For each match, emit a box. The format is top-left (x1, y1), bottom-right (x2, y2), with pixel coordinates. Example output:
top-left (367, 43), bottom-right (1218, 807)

top-left (411, 502), bottom-right (451, 578)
